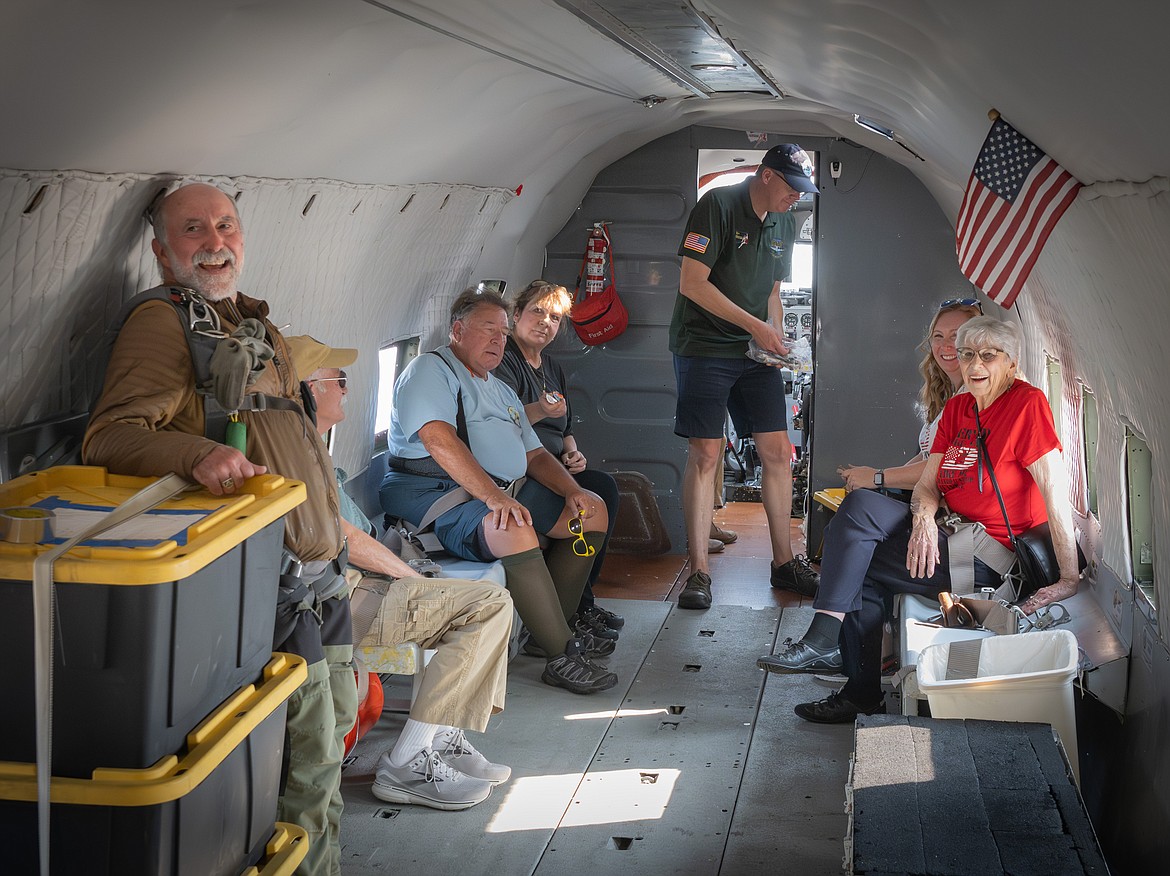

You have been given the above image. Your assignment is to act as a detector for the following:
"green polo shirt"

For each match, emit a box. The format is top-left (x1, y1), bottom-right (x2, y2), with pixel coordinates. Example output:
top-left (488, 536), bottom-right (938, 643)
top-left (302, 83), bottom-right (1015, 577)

top-left (669, 179), bottom-right (796, 358)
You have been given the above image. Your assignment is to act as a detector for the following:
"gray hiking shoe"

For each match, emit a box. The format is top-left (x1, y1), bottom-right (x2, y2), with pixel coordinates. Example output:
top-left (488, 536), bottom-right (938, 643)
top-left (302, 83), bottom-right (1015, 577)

top-left (433, 728), bottom-right (511, 784)
top-left (678, 571), bottom-right (712, 610)
top-left (524, 629), bottom-right (616, 659)
top-left (542, 638), bottom-right (619, 694)
top-left (372, 748), bottom-right (493, 810)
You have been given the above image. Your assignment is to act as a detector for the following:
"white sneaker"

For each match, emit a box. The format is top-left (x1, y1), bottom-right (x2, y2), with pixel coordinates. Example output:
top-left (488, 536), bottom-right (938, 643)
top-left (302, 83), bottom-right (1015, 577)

top-left (434, 728), bottom-right (512, 784)
top-left (372, 748), bottom-right (492, 811)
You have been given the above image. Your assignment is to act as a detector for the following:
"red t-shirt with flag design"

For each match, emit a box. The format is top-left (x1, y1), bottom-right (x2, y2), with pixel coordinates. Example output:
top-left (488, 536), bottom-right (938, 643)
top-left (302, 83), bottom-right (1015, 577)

top-left (931, 380), bottom-right (1060, 548)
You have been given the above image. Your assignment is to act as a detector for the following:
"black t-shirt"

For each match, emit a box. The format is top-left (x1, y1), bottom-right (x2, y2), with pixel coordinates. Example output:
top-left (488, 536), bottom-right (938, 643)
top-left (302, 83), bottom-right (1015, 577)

top-left (493, 337), bottom-right (572, 457)
top-left (669, 179), bottom-right (796, 358)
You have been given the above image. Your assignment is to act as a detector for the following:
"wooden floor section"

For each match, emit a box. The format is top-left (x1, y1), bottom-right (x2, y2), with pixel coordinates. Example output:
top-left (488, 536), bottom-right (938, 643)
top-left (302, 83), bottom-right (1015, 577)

top-left (593, 500), bottom-right (815, 610)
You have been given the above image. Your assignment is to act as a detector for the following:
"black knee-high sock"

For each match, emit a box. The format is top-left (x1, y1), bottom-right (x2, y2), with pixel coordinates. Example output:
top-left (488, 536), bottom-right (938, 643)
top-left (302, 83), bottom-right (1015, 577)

top-left (803, 611), bottom-right (842, 650)
top-left (543, 532), bottom-right (605, 622)
top-left (500, 547), bottom-right (573, 656)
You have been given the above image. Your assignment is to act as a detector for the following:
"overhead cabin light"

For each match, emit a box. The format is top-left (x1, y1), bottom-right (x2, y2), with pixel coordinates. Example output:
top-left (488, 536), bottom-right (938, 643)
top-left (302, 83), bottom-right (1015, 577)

top-left (853, 114), bottom-right (895, 140)
top-left (691, 63), bottom-right (738, 71)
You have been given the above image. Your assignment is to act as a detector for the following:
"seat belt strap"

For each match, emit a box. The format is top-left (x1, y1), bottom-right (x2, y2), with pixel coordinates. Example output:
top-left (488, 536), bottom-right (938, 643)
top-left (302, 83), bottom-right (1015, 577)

top-left (942, 512), bottom-right (1016, 596)
top-left (416, 486), bottom-right (473, 533)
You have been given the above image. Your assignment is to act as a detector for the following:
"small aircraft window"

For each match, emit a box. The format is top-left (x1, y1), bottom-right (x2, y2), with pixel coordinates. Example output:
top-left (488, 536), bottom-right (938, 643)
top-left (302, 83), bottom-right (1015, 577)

top-left (1045, 354), bottom-right (1063, 444)
top-left (1125, 428), bottom-right (1155, 609)
top-left (374, 336), bottom-right (420, 451)
top-left (1081, 385), bottom-right (1099, 517)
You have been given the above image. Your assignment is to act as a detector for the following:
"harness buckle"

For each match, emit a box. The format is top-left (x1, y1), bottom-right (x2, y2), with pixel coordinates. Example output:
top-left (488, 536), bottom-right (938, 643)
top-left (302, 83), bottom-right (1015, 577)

top-left (280, 549), bottom-right (304, 578)
top-left (182, 289), bottom-right (227, 339)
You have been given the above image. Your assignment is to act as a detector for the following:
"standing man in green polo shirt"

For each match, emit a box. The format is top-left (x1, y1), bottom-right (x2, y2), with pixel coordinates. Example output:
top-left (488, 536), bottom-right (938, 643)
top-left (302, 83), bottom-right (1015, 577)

top-left (670, 143), bottom-right (821, 609)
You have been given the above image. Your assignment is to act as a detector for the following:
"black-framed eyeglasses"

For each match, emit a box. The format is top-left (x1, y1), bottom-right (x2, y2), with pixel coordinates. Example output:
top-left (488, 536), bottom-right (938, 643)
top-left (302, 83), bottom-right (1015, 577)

top-left (311, 370), bottom-right (347, 390)
top-left (939, 297), bottom-right (983, 314)
top-left (956, 348), bottom-right (1004, 363)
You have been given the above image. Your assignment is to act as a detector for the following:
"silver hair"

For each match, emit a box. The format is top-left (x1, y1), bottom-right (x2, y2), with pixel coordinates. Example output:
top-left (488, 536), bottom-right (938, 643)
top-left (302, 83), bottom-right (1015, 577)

top-left (956, 315), bottom-right (1022, 363)
top-left (449, 286), bottom-right (507, 328)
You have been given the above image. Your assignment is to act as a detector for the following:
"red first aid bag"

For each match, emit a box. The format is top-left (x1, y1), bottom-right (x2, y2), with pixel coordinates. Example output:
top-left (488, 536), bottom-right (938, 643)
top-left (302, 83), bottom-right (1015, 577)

top-left (572, 224), bottom-right (629, 345)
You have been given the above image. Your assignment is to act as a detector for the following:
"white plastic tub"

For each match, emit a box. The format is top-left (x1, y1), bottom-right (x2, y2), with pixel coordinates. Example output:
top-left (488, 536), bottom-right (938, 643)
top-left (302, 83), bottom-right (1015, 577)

top-left (917, 629), bottom-right (1080, 783)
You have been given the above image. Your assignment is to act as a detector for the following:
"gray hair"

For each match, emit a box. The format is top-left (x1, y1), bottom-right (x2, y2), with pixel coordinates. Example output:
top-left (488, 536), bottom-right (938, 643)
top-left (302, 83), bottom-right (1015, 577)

top-left (449, 286), bottom-right (507, 328)
top-left (956, 315), bottom-right (1022, 363)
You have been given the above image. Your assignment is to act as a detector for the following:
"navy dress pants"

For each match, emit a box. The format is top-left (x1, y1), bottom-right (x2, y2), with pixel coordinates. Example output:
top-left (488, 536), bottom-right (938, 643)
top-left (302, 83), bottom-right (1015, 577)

top-left (814, 490), bottom-right (998, 706)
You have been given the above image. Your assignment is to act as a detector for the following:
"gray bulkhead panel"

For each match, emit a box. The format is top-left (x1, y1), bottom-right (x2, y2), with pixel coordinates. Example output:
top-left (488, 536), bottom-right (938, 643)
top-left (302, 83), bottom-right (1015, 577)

top-left (808, 139), bottom-right (977, 500)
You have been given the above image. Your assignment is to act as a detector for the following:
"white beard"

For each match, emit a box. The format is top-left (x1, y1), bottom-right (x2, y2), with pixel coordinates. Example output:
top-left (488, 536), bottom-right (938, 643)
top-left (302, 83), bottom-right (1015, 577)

top-left (167, 248), bottom-right (242, 300)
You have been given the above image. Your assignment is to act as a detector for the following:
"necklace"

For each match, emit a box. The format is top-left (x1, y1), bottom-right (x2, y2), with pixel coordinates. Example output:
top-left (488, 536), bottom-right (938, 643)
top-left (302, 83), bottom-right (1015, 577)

top-left (528, 357), bottom-right (547, 393)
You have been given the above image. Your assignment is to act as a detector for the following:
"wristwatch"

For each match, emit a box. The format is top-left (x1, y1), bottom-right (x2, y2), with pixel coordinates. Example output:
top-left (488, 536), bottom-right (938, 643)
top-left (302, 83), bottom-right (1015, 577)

top-left (873, 469), bottom-right (885, 488)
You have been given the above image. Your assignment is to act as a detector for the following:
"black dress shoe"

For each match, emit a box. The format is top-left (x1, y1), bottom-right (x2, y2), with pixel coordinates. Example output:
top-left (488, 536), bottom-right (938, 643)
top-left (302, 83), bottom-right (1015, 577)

top-left (757, 638), bottom-right (842, 673)
top-left (793, 691), bottom-right (886, 724)
top-left (770, 556), bottom-right (820, 597)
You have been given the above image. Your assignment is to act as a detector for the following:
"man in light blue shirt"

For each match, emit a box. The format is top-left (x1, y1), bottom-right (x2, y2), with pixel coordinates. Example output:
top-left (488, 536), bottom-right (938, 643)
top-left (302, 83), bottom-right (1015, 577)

top-left (380, 288), bottom-right (619, 696)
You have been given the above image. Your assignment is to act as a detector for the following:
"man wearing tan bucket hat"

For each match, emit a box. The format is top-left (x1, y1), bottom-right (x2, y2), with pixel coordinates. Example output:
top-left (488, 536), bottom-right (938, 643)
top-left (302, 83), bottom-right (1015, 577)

top-left (288, 335), bottom-right (514, 812)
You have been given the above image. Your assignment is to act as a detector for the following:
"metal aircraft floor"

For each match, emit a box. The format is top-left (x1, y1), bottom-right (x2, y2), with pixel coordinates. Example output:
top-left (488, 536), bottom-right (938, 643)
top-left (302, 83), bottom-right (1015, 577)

top-left (339, 601), bottom-right (854, 875)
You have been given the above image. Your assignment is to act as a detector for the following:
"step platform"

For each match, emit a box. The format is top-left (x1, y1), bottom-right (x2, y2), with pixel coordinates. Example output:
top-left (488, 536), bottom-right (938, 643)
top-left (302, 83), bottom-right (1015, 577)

top-left (848, 713), bottom-right (1107, 874)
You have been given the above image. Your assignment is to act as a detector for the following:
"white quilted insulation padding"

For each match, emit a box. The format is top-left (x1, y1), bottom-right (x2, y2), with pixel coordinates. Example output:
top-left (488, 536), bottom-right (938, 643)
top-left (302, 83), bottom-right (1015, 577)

top-left (1020, 186), bottom-right (1170, 640)
top-left (0, 168), bottom-right (514, 477)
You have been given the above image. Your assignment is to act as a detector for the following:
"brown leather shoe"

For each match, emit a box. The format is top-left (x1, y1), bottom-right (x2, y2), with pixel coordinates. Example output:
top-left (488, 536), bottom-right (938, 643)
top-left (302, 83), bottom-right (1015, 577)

top-left (678, 571), bottom-right (712, 610)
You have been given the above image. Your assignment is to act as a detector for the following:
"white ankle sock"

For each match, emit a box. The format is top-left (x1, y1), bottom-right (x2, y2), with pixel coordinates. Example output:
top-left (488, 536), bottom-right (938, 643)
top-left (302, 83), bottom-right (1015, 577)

top-left (389, 719), bottom-right (444, 766)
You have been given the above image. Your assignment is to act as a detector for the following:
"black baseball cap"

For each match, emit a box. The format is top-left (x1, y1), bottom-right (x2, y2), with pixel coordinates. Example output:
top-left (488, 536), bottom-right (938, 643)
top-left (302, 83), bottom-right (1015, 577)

top-left (760, 144), bottom-right (818, 194)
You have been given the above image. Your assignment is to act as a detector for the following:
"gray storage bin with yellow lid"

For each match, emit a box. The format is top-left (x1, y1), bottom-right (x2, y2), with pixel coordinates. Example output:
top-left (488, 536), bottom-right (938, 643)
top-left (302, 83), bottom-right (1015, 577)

top-left (0, 653), bottom-right (307, 876)
top-left (0, 465), bottom-right (305, 777)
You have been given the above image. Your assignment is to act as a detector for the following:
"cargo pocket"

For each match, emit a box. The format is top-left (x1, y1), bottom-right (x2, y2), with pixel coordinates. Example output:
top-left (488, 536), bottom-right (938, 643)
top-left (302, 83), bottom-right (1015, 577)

top-left (376, 581), bottom-right (456, 648)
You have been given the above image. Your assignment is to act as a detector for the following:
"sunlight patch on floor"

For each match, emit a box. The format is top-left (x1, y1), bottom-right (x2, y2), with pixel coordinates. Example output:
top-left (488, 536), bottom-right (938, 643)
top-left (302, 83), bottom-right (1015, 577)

top-left (486, 769), bottom-right (680, 833)
top-left (564, 707), bottom-right (670, 721)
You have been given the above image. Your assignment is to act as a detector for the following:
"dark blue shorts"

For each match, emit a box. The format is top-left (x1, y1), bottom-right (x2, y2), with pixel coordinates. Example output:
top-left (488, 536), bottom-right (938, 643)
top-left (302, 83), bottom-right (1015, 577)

top-left (673, 354), bottom-right (789, 439)
top-left (380, 471), bottom-right (566, 562)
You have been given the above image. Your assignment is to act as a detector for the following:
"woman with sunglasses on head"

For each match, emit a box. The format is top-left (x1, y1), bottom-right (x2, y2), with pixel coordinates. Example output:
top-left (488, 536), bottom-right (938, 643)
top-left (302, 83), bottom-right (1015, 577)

top-left (493, 280), bottom-right (624, 642)
top-left (779, 316), bottom-right (1077, 724)
top-left (759, 298), bottom-right (981, 677)
top-left (759, 311), bottom-right (1078, 725)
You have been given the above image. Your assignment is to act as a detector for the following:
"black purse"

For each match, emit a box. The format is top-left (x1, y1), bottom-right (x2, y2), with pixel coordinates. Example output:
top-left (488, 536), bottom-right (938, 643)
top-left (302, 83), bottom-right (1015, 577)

top-left (972, 404), bottom-right (1083, 602)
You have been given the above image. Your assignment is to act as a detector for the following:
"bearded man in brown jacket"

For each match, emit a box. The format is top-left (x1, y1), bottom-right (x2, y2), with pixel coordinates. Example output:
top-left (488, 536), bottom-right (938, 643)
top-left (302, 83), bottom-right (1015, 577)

top-left (84, 182), bottom-right (352, 876)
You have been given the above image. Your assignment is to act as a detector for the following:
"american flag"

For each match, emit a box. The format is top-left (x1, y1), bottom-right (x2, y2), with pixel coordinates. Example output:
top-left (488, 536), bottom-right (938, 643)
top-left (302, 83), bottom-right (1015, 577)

top-left (683, 232), bottom-right (710, 254)
top-left (955, 117), bottom-right (1081, 308)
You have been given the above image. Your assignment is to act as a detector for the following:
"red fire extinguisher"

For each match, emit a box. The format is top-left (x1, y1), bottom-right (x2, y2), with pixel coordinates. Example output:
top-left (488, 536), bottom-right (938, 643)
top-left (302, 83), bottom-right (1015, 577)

top-left (571, 221), bottom-right (629, 345)
top-left (583, 222), bottom-right (611, 297)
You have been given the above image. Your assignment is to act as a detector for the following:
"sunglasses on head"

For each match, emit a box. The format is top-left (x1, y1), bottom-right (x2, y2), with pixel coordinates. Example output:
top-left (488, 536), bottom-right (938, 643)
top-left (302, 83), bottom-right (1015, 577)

top-left (939, 297), bottom-right (983, 314)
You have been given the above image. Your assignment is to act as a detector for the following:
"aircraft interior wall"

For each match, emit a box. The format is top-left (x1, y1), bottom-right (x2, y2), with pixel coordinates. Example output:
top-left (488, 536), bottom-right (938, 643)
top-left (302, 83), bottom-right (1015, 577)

top-left (1012, 184), bottom-right (1170, 643)
top-left (0, 169), bottom-right (514, 480)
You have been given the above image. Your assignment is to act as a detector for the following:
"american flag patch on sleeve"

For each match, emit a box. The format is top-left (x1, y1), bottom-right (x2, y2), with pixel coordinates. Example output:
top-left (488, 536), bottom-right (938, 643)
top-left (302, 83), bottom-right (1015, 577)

top-left (683, 232), bottom-right (710, 254)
